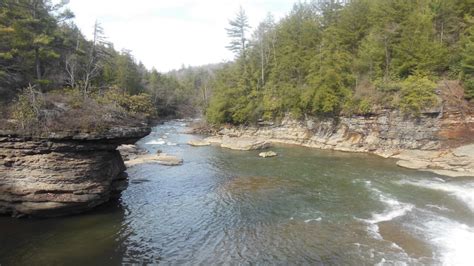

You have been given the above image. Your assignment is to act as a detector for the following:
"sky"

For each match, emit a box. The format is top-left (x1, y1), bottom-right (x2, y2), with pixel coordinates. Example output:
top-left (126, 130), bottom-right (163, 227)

top-left (67, 0), bottom-right (295, 72)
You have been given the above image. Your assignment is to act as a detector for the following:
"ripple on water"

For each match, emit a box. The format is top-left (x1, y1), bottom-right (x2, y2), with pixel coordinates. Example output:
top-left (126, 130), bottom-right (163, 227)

top-left (0, 120), bottom-right (473, 265)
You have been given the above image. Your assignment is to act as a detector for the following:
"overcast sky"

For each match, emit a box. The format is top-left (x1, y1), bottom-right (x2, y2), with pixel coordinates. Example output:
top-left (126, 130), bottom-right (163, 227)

top-left (67, 0), bottom-right (295, 72)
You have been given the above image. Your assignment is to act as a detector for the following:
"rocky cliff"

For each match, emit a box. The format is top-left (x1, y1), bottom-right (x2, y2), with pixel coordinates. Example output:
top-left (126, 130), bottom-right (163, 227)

top-left (209, 82), bottom-right (474, 177)
top-left (0, 127), bottom-right (150, 217)
top-left (211, 110), bottom-right (474, 176)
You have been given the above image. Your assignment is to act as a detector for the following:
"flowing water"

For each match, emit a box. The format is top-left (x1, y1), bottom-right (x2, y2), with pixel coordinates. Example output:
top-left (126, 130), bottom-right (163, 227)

top-left (1, 120), bottom-right (473, 265)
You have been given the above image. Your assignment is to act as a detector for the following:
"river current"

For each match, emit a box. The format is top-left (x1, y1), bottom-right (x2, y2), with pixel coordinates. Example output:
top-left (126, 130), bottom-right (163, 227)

top-left (0, 120), bottom-right (473, 265)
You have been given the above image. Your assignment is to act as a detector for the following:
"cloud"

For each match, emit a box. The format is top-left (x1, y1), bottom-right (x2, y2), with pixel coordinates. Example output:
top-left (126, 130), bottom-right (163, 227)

top-left (67, 0), bottom-right (294, 72)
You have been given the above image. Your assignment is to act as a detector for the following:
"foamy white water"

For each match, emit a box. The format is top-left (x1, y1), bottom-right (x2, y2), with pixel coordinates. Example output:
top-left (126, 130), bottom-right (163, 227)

top-left (364, 185), bottom-right (414, 224)
top-left (397, 179), bottom-right (474, 212)
top-left (395, 178), bottom-right (474, 265)
top-left (145, 139), bottom-right (166, 145)
top-left (422, 218), bottom-right (474, 266)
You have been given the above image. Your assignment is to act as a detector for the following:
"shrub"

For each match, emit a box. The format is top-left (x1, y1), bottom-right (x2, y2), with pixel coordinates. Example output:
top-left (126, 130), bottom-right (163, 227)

top-left (463, 78), bottom-right (474, 100)
top-left (399, 75), bottom-right (439, 115)
top-left (100, 88), bottom-right (156, 117)
top-left (11, 86), bottom-right (43, 130)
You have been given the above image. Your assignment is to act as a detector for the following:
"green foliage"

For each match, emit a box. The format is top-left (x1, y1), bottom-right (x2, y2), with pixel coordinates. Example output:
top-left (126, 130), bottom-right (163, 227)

top-left (226, 7), bottom-right (251, 58)
top-left (100, 88), bottom-right (155, 117)
top-left (463, 78), bottom-right (474, 99)
top-left (0, 0), bottom-right (197, 119)
top-left (11, 90), bottom-right (40, 129)
top-left (0, 0), bottom-right (72, 92)
top-left (460, 19), bottom-right (474, 99)
top-left (205, 63), bottom-right (256, 124)
top-left (399, 75), bottom-right (439, 115)
top-left (393, 4), bottom-right (448, 77)
top-left (344, 98), bottom-right (373, 116)
top-left (207, 0), bottom-right (472, 125)
top-left (2, 0), bottom-right (473, 127)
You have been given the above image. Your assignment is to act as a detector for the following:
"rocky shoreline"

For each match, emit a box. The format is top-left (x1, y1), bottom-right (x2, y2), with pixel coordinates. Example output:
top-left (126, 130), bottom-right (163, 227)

top-left (0, 126), bottom-right (150, 217)
top-left (198, 110), bottom-right (474, 178)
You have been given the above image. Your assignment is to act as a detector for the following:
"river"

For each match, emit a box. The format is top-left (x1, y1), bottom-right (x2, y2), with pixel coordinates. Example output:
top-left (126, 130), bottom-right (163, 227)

top-left (0, 120), bottom-right (473, 265)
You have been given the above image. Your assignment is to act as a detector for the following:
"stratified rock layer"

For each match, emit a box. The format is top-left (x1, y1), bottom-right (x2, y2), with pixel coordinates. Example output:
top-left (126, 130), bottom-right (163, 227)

top-left (0, 127), bottom-right (150, 217)
top-left (208, 108), bottom-right (474, 177)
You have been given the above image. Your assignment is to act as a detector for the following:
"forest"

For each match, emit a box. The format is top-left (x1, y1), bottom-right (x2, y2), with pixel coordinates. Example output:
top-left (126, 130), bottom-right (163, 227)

top-left (0, 0), bottom-right (211, 133)
top-left (1, 0), bottom-right (474, 130)
top-left (206, 0), bottom-right (474, 124)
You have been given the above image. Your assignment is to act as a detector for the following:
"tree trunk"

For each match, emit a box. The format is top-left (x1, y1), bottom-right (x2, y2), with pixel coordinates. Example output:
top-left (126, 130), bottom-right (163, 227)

top-left (261, 43), bottom-right (265, 88)
top-left (383, 36), bottom-right (390, 81)
top-left (35, 47), bottom-right (42, 89)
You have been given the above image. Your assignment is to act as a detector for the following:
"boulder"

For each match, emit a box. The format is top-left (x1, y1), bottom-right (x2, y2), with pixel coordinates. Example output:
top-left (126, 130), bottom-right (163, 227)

top-left (259, 151), bottom-right (278, 158)
top-left (187, 139), bottom-right (211, 147)
top-left (0, 126), bottom-right (151, 217)
top-left (221, 136), bottom-right (271, 151)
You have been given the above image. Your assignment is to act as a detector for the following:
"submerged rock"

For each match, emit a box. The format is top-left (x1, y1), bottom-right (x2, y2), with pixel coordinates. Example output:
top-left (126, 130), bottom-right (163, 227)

top-left (259, 151), bottom-right (278, 158)
top-left (187, 139), bottom-right (211, 147)
top-left (220, 136), bottom-right (271, 151)
top-left (0, 126), bottom-right (150, 217)
top-left (156, 154), bottom-right (183, 166)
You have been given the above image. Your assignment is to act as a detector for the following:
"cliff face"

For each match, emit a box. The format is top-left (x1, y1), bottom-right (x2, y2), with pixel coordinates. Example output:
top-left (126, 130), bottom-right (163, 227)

top-left (0, 127), bottom-right (150, 217)
top-left (218, 81), bottom-right (474, 157)
top-left (212, 111), bottom-right (474, 177)
top-left (220, 110), bottom-right (473, 153)
top-left (213, 101), bottom-right (474, 177)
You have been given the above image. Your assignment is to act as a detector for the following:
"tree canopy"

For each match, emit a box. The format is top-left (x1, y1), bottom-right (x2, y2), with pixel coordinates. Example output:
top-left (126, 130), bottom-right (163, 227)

top-left (206, 0), bottom-right (474, 124)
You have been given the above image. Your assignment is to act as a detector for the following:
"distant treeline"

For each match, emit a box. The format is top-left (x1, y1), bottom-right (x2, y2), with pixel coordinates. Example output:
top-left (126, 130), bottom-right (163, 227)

top-left (206, 0), bottom-right (474, 124)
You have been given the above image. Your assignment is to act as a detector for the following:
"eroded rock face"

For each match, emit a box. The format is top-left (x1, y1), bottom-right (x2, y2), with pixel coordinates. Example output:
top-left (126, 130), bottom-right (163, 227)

top-left (216, 109), bottom-right (474, 177)
top-left (219, 109), bottom-right (474, 152)
top-left (0, 127), bottom-right (150, 217)
top-left (220, 136), bottom-right (271, 151)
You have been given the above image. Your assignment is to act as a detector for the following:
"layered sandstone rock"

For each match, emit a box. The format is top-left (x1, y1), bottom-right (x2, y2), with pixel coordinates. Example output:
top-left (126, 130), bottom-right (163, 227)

top-left (220, 136), bottom-right (271, 151)
top-left (0, 126), bottom-right (150, 217)
top-left (213, 109), bottom-right (474, 177)
top-left (213, 81), bottom-right (474, 158)
top-left (187, 139), bottom-right (211, 147)
top-left (124, 153), bottom-right (183, 167)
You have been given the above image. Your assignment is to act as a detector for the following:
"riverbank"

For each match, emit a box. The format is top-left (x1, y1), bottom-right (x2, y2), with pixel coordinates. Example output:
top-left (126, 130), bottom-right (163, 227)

top-left (195, 110), bottom-right (474, 177)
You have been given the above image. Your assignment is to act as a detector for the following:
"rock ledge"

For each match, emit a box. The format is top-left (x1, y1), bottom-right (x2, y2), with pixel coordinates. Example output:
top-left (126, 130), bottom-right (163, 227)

top-left (0, 126), bottom-right (151, 217)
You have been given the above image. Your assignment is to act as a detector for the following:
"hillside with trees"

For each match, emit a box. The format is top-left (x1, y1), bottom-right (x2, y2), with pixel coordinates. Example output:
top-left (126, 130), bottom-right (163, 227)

top-left (2, 0), bottom-right (473, 131)
top-left (206, 0), bottom-right (474, 125)
top-left (0, 0), bottom-right (202, 133)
